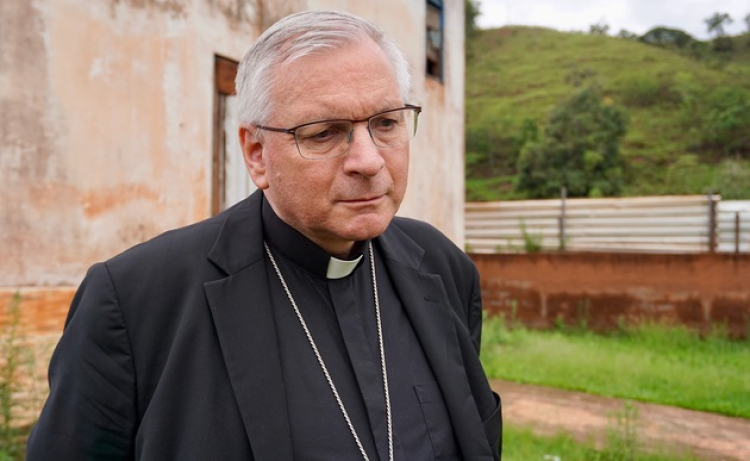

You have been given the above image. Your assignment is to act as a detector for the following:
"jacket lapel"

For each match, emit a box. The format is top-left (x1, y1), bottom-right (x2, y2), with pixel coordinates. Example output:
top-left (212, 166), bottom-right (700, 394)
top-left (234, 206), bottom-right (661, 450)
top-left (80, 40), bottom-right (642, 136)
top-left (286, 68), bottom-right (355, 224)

top-left (202, 193), bottom-right (490, 460)
top-left (377, 225), bottom-right (493, 460)
top-left (204, 191), bottom-right (294, 461)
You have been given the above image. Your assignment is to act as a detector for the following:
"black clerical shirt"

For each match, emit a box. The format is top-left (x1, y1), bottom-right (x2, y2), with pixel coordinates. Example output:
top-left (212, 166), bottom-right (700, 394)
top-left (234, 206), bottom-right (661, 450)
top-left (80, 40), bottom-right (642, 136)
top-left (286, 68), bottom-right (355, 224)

top-left (262, 199), bottom-right (459, 460)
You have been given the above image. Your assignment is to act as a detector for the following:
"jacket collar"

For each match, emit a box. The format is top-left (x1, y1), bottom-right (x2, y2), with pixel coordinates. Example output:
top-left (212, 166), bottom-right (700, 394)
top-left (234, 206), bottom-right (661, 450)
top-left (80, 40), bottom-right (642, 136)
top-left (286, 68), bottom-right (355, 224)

top-left (206, 191), bottom-right (265, 275)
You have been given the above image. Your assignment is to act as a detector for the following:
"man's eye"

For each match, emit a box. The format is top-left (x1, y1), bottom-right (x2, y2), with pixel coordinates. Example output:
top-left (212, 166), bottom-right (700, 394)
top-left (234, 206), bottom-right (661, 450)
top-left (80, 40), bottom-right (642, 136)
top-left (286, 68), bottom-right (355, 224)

top-left (309, 129), bottom-right (335, 142)
top-left (372, 117), bottom-right (400, 131)
top-left (298, 123), bottom-right (348, 146)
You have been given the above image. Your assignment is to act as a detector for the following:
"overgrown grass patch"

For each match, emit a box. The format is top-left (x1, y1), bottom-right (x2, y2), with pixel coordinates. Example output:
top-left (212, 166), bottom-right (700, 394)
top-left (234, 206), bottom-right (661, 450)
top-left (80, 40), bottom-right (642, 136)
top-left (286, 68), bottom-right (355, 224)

top-left (503, 422), bottom-right (702, 461)
top-left (1, 293), bottom-right (29, 461)
top-left (480, 316), bottom-right (750, 418)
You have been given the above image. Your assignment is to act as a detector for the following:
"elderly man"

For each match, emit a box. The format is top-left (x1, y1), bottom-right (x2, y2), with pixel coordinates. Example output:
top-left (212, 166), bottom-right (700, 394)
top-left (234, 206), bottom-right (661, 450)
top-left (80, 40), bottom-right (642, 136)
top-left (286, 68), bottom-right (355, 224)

top-left (27, 10), bottom-right (501, 461)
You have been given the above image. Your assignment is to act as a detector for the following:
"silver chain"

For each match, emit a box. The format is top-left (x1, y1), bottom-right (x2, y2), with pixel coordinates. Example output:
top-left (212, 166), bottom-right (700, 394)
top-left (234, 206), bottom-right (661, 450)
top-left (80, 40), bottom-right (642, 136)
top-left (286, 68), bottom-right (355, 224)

top-left (263, 242), bottom-right (393, 461)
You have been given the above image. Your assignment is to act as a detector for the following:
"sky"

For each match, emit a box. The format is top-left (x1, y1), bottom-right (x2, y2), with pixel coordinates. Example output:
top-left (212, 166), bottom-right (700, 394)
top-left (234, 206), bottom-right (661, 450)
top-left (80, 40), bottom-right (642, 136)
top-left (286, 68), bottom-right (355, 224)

top-left (476, 0), bottom-right (750, 40)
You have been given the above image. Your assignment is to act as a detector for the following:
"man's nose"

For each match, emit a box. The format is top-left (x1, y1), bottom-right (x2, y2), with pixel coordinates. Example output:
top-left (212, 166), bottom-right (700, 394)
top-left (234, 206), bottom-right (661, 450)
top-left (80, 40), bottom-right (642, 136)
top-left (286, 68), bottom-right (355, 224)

top-left (343, 123), bottom-right (385, 177)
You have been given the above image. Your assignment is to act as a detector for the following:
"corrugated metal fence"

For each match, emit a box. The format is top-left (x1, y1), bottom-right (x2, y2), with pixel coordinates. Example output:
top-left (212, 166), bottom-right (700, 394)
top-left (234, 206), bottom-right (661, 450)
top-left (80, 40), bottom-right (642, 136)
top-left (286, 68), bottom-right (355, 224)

top-left (466, 195), bottom-right (750, 253)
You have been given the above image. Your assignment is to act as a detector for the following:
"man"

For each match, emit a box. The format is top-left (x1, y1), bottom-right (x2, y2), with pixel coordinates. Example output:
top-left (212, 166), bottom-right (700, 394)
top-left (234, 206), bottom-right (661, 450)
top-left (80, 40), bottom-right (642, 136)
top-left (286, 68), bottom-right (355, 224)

top-left (27, 10), bottom-right (501, 460)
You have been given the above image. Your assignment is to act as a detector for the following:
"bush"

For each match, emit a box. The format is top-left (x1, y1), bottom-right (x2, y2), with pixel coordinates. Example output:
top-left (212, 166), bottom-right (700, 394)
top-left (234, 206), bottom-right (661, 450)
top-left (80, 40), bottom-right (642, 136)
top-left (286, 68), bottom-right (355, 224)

top-left (664, 154), bottom-right (714, 195)
top-left (515, 86), bottom-right (628, 198)
top-left (466, 118), bottom-right (539, 179)
top-left (673, 72), bottom-right (750, 157)
top-left (713, 158), bottom-right (750, 199)
top-left (702, 86), bottom-right (750, 156)
top-left (618, 75), bottom-right (679, 107)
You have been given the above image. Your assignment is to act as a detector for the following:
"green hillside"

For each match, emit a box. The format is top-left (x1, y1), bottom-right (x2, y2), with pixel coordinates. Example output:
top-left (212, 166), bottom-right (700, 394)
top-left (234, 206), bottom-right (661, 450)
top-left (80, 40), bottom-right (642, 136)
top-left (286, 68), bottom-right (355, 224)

top-left (465, 26), bottom-right (750, 201)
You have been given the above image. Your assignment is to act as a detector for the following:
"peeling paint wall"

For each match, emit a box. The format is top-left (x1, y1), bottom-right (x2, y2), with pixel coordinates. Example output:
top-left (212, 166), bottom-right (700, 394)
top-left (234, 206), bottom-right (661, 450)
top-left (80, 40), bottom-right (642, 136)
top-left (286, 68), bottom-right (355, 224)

top-left (1, 0), bottom-right (261, 286)
top-left (1, 0), bottom-right (465, 288)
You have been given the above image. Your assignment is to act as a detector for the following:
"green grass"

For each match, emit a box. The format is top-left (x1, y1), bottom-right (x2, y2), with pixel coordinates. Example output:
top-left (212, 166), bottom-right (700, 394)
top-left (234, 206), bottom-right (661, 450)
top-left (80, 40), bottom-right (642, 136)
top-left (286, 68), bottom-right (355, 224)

top-left (503, 423), bottom-right (702, 461)
top-left (480, 316), bottom-right (750, 418)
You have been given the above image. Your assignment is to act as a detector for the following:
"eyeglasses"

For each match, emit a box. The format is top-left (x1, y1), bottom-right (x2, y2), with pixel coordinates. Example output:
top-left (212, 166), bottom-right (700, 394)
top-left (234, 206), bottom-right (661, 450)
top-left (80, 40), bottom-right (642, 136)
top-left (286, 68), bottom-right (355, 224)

top-left (254, 105), bottom-right (422, 159)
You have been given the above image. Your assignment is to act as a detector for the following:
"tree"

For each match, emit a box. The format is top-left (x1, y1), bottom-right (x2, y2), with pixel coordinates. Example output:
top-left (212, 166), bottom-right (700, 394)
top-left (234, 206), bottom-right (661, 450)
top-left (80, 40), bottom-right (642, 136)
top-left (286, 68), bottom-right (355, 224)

top-left (617, 29), bottom-right (638, 40)
top-left (744, 12), bottom-right (750, 32)
top-left (705, 12), bottom-right (733, 37)
top-left (639, 27), bottom-right (696, 48)
top-left (515, 86), bottom-right (628, 198)
top-left (465, 0), bottom-right (482, 40)
top-left (589, 22), bottom-right (609, 36)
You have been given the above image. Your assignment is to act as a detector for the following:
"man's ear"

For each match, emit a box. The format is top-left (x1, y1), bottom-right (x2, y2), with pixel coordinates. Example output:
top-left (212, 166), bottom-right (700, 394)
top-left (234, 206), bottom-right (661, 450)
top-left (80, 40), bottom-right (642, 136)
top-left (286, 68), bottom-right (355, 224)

top-left (239, 126), bottom-right (270, 190)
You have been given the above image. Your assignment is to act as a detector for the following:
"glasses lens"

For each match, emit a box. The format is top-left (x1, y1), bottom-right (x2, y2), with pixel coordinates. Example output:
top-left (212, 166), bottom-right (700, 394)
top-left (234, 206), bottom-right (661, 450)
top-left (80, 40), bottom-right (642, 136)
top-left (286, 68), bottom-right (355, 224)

top-left (291, 107), bottom-right (420, 159)
top-left (295, 122), bottom-right (353, 159)
top-left (369, 108), bottom-right (419, 149)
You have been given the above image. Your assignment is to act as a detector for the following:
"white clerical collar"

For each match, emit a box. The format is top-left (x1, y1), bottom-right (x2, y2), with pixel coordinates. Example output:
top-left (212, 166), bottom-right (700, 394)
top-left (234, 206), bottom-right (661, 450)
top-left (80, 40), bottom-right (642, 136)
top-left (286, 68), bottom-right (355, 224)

top-left (326, 254), bottom-right (363, 280)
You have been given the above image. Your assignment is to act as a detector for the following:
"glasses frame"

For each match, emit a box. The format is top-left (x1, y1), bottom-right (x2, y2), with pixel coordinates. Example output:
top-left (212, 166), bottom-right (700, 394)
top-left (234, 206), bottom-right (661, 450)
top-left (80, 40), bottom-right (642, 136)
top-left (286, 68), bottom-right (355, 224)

top-left (253, 104), bottom-right (422, 159)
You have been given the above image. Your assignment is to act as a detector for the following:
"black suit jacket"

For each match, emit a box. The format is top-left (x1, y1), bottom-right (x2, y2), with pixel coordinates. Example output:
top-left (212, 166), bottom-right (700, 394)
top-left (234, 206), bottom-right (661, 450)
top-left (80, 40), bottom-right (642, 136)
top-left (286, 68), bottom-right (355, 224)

top-left (27, 191), bottom-right (501, 460)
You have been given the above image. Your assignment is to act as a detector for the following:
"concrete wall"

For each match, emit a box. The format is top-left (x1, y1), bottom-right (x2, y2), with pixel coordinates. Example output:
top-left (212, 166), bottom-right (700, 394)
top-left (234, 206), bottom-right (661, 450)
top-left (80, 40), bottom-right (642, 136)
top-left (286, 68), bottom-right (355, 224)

top-left (471, 252), bottom-right (750, 338)
top-left (1, 0), bottom-right (466, 289)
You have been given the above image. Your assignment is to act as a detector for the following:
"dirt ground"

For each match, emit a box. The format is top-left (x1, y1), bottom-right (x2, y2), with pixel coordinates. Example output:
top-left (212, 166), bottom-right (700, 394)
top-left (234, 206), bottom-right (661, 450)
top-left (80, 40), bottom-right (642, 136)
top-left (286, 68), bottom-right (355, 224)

top-left (492, 380), bottom-right (750, 460)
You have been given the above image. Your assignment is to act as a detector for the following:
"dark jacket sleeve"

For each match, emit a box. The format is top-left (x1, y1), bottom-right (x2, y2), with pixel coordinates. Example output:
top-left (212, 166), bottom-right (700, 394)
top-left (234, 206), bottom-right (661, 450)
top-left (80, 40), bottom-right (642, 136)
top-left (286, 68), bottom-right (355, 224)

top-left (464, 262), bottom-right (502, 460)
top-left (467, 262), bottom-right (484, 354)
top-left (465, 260), bottom-right (502, 459)
top-left (26, 262), bottom-right (137, 461)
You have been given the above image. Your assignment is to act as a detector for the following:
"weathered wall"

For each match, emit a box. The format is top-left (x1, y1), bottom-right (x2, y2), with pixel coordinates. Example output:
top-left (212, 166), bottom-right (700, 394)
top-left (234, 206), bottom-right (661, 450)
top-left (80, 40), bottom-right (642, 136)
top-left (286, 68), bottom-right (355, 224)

top-left (407, 0), bottom-right (466, 245)
top-left (1, 0), bottom-right (262, 287)
top-left (471, 252), bottom-right (750, 338)
top-left (1, 0), bottom-right (466, 288)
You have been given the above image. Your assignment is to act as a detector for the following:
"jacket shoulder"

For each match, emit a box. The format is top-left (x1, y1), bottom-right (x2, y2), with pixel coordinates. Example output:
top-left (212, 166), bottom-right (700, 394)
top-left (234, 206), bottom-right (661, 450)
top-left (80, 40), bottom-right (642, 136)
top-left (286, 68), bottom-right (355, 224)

top-left (107, 213), bottom-right (225, 275)
top-left (390, 217), bottom-right (474, 270)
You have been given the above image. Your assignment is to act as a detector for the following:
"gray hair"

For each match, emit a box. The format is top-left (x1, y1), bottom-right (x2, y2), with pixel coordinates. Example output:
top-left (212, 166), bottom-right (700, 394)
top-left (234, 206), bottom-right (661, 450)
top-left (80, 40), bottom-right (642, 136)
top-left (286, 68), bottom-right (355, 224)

top-left (235, 10), bottom-right (412, 126)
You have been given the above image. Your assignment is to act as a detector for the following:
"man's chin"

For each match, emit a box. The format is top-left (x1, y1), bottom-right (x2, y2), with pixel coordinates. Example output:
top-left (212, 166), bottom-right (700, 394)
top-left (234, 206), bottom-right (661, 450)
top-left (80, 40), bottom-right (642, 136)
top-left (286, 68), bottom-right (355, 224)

top-left (340, 216), bottom-right (393, 242)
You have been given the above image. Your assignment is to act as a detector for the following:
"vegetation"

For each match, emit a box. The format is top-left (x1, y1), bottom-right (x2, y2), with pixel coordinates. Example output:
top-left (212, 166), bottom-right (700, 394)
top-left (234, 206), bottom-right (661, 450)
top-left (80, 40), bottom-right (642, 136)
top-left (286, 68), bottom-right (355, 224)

top-left (464, 0), bottom-right (481, 41)
top-left (480, 316), bottom-right (750, 418)
top-left (515, 85), bottom-right (628, 198)
top-left (0, 293), bottom-right (29, 461)
top-left (466, 20), bottom-right (750, 201)
top-left (503, 421), bottom-right (702, 461)
top-left (705, 12), bottom-right (733, 38)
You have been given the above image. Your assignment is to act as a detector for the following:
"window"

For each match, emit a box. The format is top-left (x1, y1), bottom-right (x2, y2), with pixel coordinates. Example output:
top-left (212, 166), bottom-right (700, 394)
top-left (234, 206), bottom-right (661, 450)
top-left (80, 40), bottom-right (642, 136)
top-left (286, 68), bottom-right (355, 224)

top-left (426, 0), bottom-right (444, 80)
top-left (212, 55), bottom-right (256, 215)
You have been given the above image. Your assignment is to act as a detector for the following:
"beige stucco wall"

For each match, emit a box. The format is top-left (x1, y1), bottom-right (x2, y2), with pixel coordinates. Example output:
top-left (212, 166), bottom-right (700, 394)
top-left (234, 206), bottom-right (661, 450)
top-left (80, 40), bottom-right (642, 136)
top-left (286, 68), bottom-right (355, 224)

top-left (0, 0), bottom-right (465, 288)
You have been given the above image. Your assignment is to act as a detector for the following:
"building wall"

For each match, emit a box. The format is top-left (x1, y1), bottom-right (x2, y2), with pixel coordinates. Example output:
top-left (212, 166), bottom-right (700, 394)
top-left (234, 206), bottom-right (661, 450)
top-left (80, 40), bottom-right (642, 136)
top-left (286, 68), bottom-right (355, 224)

top-left (1, 0), bottom-right (262, 287)
top-left (0, 0), bottom-right (466, 427)
top-left (0, 0), bottom-right (466, 289)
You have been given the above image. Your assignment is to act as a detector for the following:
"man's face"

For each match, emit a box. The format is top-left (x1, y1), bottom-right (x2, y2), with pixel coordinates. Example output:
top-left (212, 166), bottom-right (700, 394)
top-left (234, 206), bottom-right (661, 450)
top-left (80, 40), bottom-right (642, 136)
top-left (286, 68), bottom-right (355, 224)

top-left (241, 38), bottom-right (409, 257)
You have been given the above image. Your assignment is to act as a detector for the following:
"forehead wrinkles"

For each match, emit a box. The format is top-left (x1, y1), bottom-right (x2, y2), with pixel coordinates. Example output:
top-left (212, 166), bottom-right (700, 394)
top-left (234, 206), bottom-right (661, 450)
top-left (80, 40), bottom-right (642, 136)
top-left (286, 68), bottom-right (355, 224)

top-left (277, 30), bottom-right (367, 64)
top-left (270, 46), bottom-right (401, 123)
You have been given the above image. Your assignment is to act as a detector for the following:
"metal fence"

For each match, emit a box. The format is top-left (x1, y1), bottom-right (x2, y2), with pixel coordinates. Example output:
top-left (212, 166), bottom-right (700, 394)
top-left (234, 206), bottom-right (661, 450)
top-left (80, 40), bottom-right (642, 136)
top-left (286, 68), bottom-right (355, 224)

top-left (465, 194), bottom-right (750, 254)
top-left (718, 200), bottom-right (750, 253)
